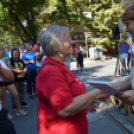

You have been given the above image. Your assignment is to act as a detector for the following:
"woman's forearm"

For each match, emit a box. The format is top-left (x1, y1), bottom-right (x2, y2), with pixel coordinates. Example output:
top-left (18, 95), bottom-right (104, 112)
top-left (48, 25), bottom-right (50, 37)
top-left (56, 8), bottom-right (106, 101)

top-left (0, 68), bottom-right (14, 82)
top-left (110, 76), bottom-right (132, 91)
top-left (8, 64), bottom-right (21, 73)
top-left (58, 89), bottom-right (101, 117)
top-left (116, 90), bottom-right (134, 105)
top-left (23, 67), bottom-right (27, 72)
top-left (129, 51), bottom-right (134, 55)
top-left (23, 60), bottom-right (34, 64)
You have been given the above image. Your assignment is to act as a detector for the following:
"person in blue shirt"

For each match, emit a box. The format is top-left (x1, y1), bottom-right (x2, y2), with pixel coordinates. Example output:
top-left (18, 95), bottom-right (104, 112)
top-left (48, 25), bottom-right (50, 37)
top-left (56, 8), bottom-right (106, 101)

top-left (77, 44), bottom-right (84, 72)
top-left (5, 44), bottom-right (11, 58)
top-left (21, 43), bottom-right (37, 99)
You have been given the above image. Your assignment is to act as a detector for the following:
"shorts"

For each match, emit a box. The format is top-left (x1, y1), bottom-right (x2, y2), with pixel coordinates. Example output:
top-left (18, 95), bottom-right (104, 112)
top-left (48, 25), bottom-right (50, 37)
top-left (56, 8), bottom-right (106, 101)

top-left (0, 82), bottom-right (13, 87)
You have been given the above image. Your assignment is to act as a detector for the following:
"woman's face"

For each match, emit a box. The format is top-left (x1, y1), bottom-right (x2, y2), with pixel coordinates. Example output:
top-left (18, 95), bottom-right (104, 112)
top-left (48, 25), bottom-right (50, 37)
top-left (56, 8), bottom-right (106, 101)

top-left (13, 44), bottom-right (18, 49)
top-left (12, 50), bottom-right (19, 59)
top-left (25, 44), bottom-right (32, 51)
top-left (125, 20), bottom-right (134, 41)
top-left (19, 47), bottom-right (24, 53)
top-left (60, 33), bottom-right (74, 57)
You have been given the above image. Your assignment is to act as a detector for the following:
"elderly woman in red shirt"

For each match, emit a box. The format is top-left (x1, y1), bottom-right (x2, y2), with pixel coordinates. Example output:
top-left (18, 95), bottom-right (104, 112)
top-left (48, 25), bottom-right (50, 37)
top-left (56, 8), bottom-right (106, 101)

top-left (36, 25), bottom-right (107, 134)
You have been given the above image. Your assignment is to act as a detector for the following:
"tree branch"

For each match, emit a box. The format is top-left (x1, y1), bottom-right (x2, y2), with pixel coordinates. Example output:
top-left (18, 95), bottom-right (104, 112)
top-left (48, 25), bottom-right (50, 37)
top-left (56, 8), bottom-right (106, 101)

top-left (19, 0), bottom-right (32, 23)
top-left (15, 24), bottom-right (26, 42)
top-left (30, 7), bottom-right (35, 21)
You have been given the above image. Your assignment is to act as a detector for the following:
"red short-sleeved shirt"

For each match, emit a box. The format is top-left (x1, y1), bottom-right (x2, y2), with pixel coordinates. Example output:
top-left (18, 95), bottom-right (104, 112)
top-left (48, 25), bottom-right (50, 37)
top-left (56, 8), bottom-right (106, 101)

top-left (36, 57), bottom-right (88, 134)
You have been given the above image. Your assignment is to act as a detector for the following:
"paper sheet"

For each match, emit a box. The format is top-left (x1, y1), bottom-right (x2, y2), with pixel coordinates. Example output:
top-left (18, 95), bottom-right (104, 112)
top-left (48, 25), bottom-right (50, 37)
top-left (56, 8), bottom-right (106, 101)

top-left (84, 81), bottom-right (122, 95)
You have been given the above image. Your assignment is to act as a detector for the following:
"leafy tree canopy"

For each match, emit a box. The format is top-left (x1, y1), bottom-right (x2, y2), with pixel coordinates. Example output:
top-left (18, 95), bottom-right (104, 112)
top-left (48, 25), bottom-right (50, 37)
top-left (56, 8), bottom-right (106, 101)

top-left (0, 0), bottom-right (46, 46)
top-left (46, 0), bottom-right (88, 28)
top-left (82, 0), bottom-right (125, 47)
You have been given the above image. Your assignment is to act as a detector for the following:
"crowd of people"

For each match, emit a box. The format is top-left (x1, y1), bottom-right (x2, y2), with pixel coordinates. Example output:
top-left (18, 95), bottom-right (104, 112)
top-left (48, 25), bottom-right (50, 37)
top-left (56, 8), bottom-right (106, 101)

top-left (0, 29), bottom-right (84, 122)
top-left (1, 3), bottom-right (134, 134)
top-left (0, 31), bottom-right (46, 121)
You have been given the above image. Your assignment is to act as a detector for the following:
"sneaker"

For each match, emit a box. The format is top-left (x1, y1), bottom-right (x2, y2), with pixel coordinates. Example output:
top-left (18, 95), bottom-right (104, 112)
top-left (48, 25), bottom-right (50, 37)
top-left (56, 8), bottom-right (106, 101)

top-left (127, 69), bottom-right (131, 72)
top-left (21, 102), bottom-right (30, 107)
top-left (121, 69), bottom-right (125, 76)
top-left (16, 109), bottom-right (27, 115)
top-left (7, 113), bottom-right (13, 120)
top-left (12, 105), bottom-right (17, 110)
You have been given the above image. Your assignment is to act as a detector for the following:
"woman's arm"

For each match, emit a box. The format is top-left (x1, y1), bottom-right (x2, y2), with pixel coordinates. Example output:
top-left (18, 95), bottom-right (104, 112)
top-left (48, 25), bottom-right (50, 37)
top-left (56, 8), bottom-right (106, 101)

top-left (20, 67), bottom-right (27, 75)
top-left (110, 76), bottom-right (132, 91)
top-left (22, 67), bottom-right (27, 72)
top-left (8, 64), bottom-right (21, 74)
top-left (58, 76), bottom-right (132, 117)
top-left (115, 90), bottom-right (134, 105)
top-left (109, 76), bottom-right (134, 105)
top-left (0, 65), bottom-right (14, 82)
top-left (58, 89), bottom-right (101, 117)
top-left (23, 60), bottom-right (34, 64)
top-left (81, 50), bottom-right (84, 55)
top-left (8, 64), bottom-right (27, 74)
top-left (36, 53), bottom-right (44, 62)
top-left (129, 51), bottom-right (134, 55)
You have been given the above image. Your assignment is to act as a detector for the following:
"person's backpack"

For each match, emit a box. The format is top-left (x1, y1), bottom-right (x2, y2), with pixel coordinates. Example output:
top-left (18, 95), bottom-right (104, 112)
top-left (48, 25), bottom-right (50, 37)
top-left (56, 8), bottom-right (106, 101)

top-left (0, 108), bottom-right (16, 134)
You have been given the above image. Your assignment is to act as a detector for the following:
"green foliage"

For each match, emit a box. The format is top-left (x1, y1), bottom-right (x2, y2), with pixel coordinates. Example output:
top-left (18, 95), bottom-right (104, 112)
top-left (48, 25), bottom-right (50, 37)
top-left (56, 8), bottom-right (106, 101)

top-left (121, 32), bottom-right (129, 40)
top-left (0, 0), bottom-right (46, 45)
top-left (82, 0), bottom-right (125, 47)
top-left (46, 0), bottom-right (88, 29)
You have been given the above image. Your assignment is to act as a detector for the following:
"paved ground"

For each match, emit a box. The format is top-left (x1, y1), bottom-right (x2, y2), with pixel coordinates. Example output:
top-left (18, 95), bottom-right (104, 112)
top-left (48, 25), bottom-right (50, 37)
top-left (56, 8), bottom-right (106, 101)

top-left (5, 57), bottom-right (134, 134)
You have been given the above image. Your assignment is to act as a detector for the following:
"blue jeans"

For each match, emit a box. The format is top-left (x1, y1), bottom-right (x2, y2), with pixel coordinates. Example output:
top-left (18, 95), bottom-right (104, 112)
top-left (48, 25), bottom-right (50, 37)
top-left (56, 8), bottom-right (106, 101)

top-left (26, 71), bottom-right (37, 96)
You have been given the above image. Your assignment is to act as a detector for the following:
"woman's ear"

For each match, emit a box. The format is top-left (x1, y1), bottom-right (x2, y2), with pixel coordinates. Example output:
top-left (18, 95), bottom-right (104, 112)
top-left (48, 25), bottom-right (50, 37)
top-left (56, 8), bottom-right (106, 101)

top-left (51, 38), bottom-right (62, 52)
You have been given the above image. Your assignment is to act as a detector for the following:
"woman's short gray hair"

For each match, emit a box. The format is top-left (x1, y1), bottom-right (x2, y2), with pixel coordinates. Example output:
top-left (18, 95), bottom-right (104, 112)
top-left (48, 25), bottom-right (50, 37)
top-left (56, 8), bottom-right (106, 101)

top-left (40, 25), bottom-right (69, 57)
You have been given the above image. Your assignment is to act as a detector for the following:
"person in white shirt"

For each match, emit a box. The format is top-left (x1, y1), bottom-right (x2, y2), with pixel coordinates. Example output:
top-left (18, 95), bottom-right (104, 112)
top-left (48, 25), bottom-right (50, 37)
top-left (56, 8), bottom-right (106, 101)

top-left (33, 31), bottom-right (46, 71)
top-left (0, 59), bottom-right (14, 83)
top-left (0, 47), bottom-right (27, 120)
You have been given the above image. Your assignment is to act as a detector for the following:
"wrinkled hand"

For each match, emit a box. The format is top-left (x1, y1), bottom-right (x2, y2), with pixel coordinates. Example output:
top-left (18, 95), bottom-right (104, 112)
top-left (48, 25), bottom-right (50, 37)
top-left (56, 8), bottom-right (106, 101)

top-left (115, 91), bottom-right (134, 105)
top-left (88, 103), bottom-right (99, 113)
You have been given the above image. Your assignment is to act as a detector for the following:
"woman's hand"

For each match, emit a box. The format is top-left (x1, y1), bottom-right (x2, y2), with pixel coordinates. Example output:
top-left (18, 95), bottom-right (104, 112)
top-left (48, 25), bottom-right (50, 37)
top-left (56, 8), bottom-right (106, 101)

top-left (20, 73), bottom-right (25, 78)
top-left (115, 90), bottom-right (134, 105)
top-left (88, 103), bottom-right (99, 113)
top-left (95, 89), bottom-right (109, 101)
top-left (98, 92), bottom-right (109, 101)
top-left (20, 71), bottom-right (26, 78)
top-left (4, 58), bottom-right (9, 65)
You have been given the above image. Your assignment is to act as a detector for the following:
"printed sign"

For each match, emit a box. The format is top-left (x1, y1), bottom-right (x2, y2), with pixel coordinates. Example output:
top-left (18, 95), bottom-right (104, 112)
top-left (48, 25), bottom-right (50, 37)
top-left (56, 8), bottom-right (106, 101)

top-left (118, 42), bottom-right (129, 54)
